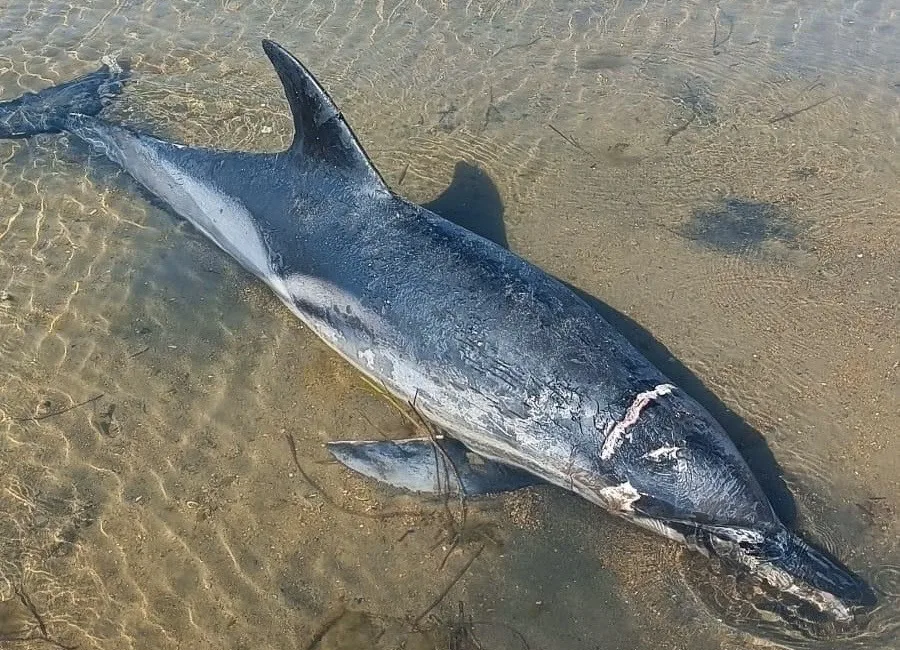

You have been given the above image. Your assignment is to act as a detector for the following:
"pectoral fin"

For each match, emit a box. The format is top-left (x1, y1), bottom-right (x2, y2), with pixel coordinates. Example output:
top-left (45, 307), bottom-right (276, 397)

top-left (326, 437), bottom-right (540, 496)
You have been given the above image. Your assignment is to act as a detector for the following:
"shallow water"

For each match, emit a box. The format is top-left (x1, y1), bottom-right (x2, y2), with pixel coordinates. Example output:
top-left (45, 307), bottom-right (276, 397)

top-left (0, 1), bottom-right (897, 649)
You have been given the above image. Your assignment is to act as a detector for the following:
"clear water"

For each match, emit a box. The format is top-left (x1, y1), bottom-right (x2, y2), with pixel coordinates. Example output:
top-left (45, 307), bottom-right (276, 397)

top-left (0, 1), bottom-right (897, 649)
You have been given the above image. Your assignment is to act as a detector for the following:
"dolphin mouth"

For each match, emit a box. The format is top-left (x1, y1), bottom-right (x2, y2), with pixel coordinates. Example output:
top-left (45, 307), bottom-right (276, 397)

top-left (701, 524), bottom-right (876, 628)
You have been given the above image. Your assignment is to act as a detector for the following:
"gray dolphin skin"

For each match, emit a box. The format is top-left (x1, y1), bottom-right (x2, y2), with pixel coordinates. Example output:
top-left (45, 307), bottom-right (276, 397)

top-left (0, 40), bottom-right (874, 629)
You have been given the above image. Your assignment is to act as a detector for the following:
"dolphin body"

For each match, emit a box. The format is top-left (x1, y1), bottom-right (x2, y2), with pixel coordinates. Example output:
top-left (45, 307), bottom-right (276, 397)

top-left (0, 40), bottom-right (873, 626)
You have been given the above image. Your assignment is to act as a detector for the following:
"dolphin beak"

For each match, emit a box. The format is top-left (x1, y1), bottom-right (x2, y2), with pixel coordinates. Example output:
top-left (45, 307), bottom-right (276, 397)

top-left (704, 524), bottom-right (876, 623)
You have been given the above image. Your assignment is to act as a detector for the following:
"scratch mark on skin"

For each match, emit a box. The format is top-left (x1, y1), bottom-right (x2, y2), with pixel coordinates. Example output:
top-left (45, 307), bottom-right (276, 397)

top-left (600, 383), bottom-right (675, 460)
top-left (642, 445), bottom-right (681, 462)
top-left (599, 481), bottom-right (641, 513)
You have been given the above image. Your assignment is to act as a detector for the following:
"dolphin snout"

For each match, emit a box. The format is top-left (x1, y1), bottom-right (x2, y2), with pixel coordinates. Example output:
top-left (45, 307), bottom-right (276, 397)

top-left (766, 529), bottom-right (876, 609)
top-left (705, 524), bottom-right (876, 623)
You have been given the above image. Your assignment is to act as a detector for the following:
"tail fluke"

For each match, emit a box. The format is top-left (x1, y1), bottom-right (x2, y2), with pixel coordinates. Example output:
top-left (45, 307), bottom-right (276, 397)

top-left (0, 60), bottom-right (128, 139)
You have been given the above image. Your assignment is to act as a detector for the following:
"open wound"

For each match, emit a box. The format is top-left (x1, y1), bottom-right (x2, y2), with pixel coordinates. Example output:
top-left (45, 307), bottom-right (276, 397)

top-left (599, 384), bottom-right (675, 460)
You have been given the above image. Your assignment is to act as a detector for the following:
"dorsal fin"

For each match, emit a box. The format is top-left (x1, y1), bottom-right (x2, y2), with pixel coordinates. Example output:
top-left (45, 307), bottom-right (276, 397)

top-left (261, 39), bottom-right (388, 191)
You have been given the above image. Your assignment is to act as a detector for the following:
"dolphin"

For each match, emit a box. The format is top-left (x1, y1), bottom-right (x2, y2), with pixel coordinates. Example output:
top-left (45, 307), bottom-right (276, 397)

top-left (0, 39), bottom-right (874, 628)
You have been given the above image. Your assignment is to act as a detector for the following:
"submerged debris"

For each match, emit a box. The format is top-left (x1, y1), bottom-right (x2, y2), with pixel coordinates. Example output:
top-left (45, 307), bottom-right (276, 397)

top-left (680, 198), bottom-right (801, 255)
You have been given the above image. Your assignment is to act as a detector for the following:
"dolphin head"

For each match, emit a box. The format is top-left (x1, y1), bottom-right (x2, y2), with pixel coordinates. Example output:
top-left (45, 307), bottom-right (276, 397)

top-left (603, 390), bottom-right (877, 631)
top-left (699, 523), bottom-right (876, 624)
top-left (624, 504), bottom-right (876, 629)
top-left (623, 460), bottom-right (877, 630)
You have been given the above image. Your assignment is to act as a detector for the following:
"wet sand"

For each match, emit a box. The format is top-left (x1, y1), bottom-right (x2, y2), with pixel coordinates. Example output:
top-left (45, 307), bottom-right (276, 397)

top-left (1, 1), bottom-right (897, 649)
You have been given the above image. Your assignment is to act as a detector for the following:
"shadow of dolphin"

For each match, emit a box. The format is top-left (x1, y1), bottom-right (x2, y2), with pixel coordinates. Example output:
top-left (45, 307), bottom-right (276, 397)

top-left (423, 161), bottom-right (508, 250)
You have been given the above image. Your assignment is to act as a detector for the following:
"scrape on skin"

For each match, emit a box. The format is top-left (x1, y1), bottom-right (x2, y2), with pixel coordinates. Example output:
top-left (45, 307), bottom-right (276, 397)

top-left (600, 383), bottom-right (675, 460)
top-left (642, 445), bottom-right (681, 462)
top-left (599, 481), bottom-right (641, 512)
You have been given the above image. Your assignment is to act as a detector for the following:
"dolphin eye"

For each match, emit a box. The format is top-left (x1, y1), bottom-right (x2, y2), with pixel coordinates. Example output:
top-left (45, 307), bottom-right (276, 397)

top-left (739, 540), bottom-right (757, 552)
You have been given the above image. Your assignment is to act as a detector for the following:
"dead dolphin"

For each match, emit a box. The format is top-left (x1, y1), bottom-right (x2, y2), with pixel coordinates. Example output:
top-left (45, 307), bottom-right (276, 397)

top-left (0, 39), bottom-right (874, 626)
